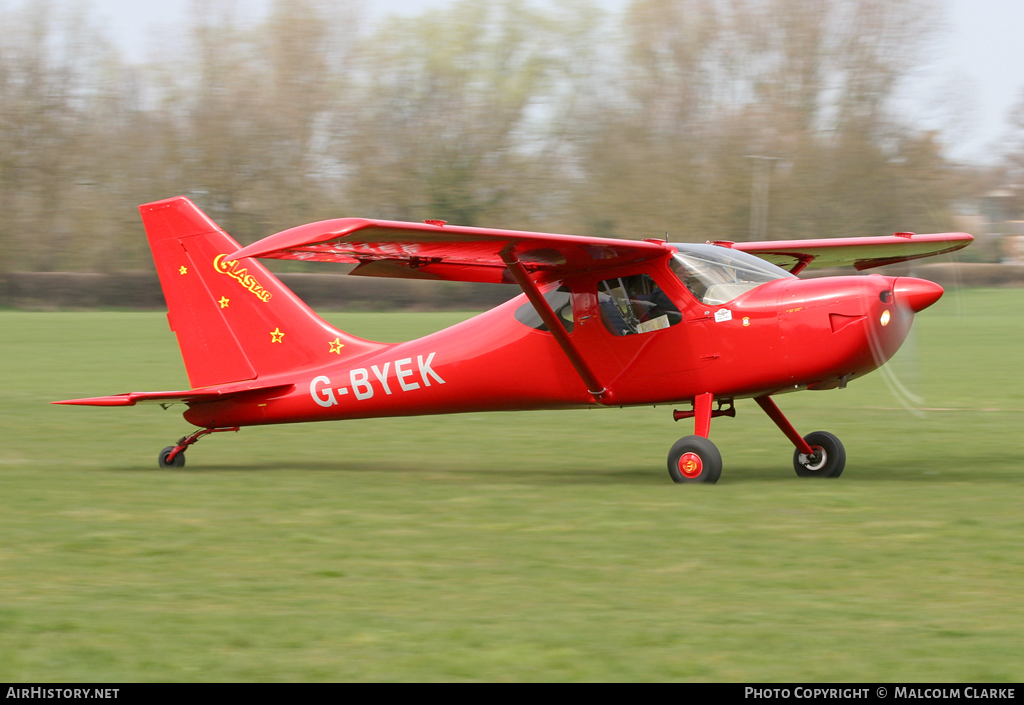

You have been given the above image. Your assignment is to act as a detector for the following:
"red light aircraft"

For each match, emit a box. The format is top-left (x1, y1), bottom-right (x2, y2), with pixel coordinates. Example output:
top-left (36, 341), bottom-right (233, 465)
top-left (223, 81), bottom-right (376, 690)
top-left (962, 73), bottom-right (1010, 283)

top-left (55, 197), bottom-right (972, 482)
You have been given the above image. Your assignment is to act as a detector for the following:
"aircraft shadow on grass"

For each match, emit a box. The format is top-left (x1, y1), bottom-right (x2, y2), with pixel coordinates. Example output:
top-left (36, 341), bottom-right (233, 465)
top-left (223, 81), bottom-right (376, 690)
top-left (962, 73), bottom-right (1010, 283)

top-left (112, 460), bottom-right (666, 485)
top-left (108, 458), bottom-right (1018, 485)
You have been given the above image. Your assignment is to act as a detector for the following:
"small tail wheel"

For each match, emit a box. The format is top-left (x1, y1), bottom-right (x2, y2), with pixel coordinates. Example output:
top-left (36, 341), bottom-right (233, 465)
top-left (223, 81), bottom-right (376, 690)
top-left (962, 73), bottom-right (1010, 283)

top-left (667, 435), bottom-right (723, 484)
top-left (793, 431), bottom-right (845, 478)
top-left (158, 446), bottom-right (186, 469)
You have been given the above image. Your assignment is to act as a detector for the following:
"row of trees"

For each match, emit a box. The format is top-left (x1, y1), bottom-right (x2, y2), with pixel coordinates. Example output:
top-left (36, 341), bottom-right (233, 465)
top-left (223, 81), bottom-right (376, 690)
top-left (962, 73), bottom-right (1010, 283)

top-left (0, 0), bottom-right (1001, 273)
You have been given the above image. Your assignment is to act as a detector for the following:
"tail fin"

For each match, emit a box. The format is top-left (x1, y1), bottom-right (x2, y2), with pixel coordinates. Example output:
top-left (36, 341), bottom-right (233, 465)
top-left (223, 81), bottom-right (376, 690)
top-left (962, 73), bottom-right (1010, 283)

top-left (141, 196), bottom-right (382, 388)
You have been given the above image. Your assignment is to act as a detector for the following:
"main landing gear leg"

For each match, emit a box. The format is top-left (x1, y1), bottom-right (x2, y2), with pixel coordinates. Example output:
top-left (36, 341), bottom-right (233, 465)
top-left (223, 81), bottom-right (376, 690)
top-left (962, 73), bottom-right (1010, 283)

top-left (667, 392), bottom-right (723, 484)
top-left (754, 396), bottom-right (845, 478)
top-left (158, 427), bottom-right (240, 469)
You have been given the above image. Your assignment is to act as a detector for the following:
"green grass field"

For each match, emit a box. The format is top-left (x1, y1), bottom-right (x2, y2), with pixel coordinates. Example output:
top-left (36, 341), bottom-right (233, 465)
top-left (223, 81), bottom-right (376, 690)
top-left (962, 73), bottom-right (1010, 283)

top-left (2, 289), bottom-right (1023, 681)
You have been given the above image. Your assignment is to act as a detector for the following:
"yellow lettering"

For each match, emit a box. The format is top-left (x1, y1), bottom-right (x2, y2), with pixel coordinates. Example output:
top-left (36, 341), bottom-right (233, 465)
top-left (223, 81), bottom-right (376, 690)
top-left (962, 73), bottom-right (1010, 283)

top-left (212, 254), bottom-right (272, 303)
top-left (213, 253), bottom-right (233, 273)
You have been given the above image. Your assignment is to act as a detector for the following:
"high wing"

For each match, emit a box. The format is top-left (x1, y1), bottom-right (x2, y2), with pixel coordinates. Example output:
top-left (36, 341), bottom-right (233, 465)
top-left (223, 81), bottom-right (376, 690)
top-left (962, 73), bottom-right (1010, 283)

top-left (53, 382), bottom-right (294, 407)
top-left (724, 232), bottom-right (974, 273)
top-left (228, 218), bottom-right (669, 284)
top-left (229, 217), bottom-right (971, 281)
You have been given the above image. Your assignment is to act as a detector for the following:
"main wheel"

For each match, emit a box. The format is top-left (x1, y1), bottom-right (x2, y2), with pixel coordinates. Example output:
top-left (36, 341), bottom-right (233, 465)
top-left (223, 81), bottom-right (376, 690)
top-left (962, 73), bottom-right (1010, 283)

top-left (793, 431), bottom-right (845, 478)
top-left (667, 435), bottom-right (722, 484)
top-left (158, 446), bottom-right (186, 469)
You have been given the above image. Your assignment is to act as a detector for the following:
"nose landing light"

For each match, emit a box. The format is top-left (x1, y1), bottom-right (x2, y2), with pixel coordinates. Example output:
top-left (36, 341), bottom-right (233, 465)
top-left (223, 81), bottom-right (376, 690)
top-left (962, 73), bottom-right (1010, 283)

top-left (893, 277), bottom-right (943, 313)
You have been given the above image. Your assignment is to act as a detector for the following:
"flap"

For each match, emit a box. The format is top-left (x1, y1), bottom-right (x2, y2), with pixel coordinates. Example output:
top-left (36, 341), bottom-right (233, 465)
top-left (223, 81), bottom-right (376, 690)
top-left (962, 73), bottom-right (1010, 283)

top-left (228, 218), bottom-right (669, 282)
top-left (726, 232), bottom-right (974, 272)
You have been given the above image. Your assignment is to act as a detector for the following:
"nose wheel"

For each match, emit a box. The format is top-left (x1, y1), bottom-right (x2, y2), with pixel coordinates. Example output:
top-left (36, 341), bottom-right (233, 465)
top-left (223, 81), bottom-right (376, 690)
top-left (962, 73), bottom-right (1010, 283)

top-left (793, 431), bottom-right (845, 478)
top-left (755, 396), bottom-right (846, 479)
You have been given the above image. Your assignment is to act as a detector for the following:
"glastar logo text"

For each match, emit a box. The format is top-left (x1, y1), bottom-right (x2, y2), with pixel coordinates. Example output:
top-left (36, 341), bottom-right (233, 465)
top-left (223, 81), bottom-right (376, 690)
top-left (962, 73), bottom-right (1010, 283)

top-left (213, 254), bottom-right (272, 302)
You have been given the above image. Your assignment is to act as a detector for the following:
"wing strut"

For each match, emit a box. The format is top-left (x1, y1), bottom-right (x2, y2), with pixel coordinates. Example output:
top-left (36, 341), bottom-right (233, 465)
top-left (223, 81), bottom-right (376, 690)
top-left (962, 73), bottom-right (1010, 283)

top-left (500, 247), bottom-right (616, 406)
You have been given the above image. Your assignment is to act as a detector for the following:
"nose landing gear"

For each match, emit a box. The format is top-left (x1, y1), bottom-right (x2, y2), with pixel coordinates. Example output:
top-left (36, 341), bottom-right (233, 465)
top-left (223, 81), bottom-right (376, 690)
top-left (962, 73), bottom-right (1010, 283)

top-left (157, 426), bottom-right (239, 468)
top-left (793, 430), bottom-right (845, 478)
top-left (755, 396), bottom-right (845, 478)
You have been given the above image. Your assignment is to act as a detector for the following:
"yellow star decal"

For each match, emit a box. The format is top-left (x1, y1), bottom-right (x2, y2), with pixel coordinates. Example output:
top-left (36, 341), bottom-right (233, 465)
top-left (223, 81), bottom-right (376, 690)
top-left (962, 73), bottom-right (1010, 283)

top-left (328, 338), bottom-right (345, 354)
top-left (218, 296), bottom-right (230, 308)
top-left (270, 327), bottom-right (284, 343)
top-left (179, 266), bottom-right (188, 275)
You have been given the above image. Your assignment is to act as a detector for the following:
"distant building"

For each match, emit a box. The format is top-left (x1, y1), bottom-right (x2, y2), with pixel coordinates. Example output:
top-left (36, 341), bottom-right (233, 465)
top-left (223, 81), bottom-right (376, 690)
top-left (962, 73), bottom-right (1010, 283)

top-left (1004, 231), bottom-right (1024, 265)
top-left (954, 186), bottom-right (1024, 264)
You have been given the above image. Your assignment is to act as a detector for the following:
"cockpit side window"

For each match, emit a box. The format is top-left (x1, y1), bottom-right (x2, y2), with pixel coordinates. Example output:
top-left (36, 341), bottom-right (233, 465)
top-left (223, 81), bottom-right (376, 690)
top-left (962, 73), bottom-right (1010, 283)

top-left (597, 273), bottom-right (682, 337)
top-left (514, 285), bottom-right (574, 333)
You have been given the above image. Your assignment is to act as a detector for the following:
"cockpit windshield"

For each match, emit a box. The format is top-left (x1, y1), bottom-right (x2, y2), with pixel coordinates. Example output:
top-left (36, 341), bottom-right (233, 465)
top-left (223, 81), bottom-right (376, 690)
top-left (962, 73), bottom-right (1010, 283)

top-left (668, 243), bottom-right (795, 305)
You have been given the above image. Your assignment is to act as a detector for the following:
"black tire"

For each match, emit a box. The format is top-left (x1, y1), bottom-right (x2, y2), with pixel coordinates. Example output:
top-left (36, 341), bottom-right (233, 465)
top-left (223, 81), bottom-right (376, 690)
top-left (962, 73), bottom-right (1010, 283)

top-left (793, 431), bottom-right (845, 478)
top-left (667, 435), bottom-right (722, 484)
top-left (158, 446), bottom-right (186, 469)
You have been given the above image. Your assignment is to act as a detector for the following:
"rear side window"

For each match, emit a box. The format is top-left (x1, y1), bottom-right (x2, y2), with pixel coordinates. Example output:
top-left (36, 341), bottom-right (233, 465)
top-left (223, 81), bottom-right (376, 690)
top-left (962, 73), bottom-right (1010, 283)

top-left (514, 286), bottom-right (574, 333)
top-left (598, 274), bottom-right (682, 336)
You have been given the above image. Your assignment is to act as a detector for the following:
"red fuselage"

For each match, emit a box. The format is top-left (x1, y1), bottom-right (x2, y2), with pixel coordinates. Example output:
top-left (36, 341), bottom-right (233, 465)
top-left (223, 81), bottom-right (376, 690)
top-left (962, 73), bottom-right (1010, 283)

top-left (183, 254), bottom-right (939, 429)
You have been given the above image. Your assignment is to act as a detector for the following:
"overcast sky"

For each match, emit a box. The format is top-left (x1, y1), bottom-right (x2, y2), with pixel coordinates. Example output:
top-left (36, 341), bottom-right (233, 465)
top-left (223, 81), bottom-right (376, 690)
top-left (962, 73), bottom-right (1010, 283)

top-left (86, 0), bottom-right (1024, 164)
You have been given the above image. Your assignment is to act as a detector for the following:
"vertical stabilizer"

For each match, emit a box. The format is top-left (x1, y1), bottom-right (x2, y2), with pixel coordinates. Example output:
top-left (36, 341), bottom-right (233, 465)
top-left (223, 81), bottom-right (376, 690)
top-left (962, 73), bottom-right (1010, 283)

top-left (141, 196), bottom-right (382, 388)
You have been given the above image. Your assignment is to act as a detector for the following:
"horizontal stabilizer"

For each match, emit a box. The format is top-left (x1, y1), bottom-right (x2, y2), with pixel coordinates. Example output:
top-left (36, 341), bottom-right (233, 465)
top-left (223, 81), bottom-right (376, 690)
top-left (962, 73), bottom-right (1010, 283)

top-left (53, 382), bottom-right (293, 407)
top-left (228, 218), bottom-right (669, 283)
top-left (728, 232), bottom-right (974, 272)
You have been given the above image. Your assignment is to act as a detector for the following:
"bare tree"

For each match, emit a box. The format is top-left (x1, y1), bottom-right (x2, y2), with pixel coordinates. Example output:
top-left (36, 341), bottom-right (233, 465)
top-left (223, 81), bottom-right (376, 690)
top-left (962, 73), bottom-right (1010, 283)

top-left (337, 0), bottom-right (600, 229)
top-left (0, 1), bottom-right (120, 271)
top-left (572, 0), bottom-right (953, 243)
top-left (0, 0), bottom-right (972, 277)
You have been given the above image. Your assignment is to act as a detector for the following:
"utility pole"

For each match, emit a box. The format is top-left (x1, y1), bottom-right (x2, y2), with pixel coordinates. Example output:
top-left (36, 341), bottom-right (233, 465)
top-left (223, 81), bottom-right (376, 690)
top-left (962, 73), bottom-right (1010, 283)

top-left (745, 155), bottom-right (780, 240)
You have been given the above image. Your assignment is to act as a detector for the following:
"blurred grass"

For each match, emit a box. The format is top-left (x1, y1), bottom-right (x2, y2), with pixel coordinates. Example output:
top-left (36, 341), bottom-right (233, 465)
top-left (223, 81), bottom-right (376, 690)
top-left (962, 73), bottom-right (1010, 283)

top-left (1, 289), bottom-right (1023, 681)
